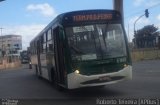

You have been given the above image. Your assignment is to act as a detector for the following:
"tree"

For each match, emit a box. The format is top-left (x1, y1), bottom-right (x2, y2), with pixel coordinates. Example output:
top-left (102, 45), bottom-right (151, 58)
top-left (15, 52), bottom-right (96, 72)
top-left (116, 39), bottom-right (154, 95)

top-left (133, 24), bottom-right (159, 48)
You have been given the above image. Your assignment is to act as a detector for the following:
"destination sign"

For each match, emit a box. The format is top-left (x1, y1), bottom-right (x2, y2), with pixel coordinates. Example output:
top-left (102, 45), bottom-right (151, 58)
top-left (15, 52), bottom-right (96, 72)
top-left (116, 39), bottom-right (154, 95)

top-left (73, 14), bottom-right (113, 22)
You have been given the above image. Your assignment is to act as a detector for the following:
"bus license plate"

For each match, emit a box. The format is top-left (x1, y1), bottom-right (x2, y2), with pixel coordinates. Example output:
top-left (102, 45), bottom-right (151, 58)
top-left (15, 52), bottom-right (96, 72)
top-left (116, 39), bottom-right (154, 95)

top-left (99, 76), bottom-right (111, 81)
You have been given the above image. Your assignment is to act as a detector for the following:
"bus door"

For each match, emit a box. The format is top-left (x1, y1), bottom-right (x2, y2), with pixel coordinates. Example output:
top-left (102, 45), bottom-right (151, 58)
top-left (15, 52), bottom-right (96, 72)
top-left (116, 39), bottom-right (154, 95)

top-left (37, 40), bottom-right (42, 76)
top-left (54, 27), bottom-right (65, 85)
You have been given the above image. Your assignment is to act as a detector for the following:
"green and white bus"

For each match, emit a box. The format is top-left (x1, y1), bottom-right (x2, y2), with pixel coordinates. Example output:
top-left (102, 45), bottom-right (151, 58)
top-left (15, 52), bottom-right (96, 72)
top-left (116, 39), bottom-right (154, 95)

top-left (30, 9), bottom-right (132, 89)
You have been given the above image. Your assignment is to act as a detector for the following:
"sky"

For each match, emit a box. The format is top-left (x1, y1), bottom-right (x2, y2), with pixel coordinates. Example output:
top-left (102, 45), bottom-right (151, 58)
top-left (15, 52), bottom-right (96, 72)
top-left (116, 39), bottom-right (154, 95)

top-left (0, 0), bottom-right (160, 50)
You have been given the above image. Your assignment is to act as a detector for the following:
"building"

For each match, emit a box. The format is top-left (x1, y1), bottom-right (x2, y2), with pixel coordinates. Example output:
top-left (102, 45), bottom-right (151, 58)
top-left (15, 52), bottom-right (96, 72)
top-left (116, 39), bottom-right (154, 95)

top-left (0, 35), bottom-right (22, 57)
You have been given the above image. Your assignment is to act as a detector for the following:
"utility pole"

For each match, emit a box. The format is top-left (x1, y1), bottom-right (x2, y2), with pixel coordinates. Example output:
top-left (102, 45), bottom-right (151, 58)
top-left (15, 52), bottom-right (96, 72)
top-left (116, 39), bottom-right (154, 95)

top-left (114, 0), bottom-right (132, 42)
top-left (0, 28), bottom-right (4, 65)
top-left (113, 0), bottom-right (124, 26)
top-left (128, 23), bottom-right (130, 42)
top-left (0, 28), bottom-right (4, 52)
top-left (0, 0), bottom-right (6, 66)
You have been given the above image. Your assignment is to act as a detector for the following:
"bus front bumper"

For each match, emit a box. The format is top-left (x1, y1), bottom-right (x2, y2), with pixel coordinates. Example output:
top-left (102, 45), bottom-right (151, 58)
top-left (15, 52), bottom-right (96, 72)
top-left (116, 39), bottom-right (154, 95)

top-left (67, 65), bottom-right (132, 89)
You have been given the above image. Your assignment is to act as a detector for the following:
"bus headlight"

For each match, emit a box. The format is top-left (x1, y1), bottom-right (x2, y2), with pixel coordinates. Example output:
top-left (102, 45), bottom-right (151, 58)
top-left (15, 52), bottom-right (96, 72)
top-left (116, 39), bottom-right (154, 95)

top-left (75, 70), bottom-right (80, 74)
top-left (124, 64), bottom-right (128, 67)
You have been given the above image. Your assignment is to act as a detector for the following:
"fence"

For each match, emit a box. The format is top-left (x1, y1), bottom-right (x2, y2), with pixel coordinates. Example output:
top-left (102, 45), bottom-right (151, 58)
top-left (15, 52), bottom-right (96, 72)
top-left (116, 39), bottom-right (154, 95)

top-left (131, 48), bottom-right (160, 61)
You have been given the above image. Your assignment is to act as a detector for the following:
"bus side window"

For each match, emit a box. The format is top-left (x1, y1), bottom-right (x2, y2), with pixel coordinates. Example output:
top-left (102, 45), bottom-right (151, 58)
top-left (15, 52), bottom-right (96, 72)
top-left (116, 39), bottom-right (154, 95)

top-left (47, 29), bottom-right (52, 40)
top-left (43, 43), bottom-right (46, 53)
top-left (47, 29), bottom-right (54, 52)
top-left (47, 40), bottom-right (53, 52)
top-left (49, 43), bottom-right (53, 51)
top-left (40, 35), bottom-right (43, 53)
top-left (42, 33), bottom-right (47, 53)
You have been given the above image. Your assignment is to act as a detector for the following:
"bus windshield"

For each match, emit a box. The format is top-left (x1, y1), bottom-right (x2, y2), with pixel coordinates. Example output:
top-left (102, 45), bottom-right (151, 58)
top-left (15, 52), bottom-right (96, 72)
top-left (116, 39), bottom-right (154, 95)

top-left (66, 24), bottom-right (127, 61)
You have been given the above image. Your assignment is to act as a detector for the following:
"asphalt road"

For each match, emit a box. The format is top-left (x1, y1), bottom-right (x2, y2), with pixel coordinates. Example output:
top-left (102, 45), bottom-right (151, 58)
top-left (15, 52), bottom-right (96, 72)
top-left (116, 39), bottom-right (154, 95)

top-left (0, 60), bottom-right (160, 105)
